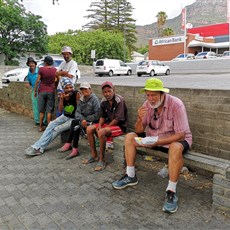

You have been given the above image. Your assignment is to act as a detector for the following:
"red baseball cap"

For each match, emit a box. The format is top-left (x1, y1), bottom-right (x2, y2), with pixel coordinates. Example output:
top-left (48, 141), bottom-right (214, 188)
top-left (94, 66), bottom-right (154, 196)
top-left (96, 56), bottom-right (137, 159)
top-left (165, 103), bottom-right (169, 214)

top-left (101, 81), bottom-right (114, 89)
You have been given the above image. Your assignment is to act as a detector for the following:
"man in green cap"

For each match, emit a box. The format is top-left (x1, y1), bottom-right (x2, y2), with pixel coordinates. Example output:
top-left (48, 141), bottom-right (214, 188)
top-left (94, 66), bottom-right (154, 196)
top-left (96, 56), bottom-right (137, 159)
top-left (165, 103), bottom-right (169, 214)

top-left (112, 78), bottom-right (192, 214)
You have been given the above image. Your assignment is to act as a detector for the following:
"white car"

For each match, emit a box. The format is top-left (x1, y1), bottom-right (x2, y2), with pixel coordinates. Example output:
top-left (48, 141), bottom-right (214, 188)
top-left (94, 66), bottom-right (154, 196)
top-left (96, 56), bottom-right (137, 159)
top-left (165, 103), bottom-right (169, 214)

top-left (95, 59), bottom-right (132, 77)
top-left (220, 51), bottom-right (230, 58)
top-left (2, 59), bottom-right (81, 84)
top-left (172, 53), bottom-right (195, 61)
top-left (136, 60), bottom-right (170, 77)
top-left (195, 51), bottom-right (217, 59)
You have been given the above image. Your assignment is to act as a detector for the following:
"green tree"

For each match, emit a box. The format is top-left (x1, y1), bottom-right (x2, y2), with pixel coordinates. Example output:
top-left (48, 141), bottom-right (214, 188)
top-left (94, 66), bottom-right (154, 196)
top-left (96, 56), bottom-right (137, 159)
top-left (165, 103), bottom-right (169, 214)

top-left (162, 27), bottom-right (174, 36)
top-left (84, 0), bottom-right (113, 30)
top-left (156, 11), bottom-right (168, 37)
top-left (48, 29), bottom-right (126, 65)
top-left (137, 45), bottom-right (148, 55)
top-left (0, 0), bottom-right (48, 65)
top-left (84, 0), bottom-right (137, 58)
top-left (110, 0), bottom-right (137, 53)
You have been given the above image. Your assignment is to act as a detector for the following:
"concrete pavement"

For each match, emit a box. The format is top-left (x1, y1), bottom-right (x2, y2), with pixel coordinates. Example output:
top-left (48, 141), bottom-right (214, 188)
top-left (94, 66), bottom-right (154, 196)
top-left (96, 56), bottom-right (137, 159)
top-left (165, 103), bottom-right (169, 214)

top-left (0, 108), bottom-right (229, 229)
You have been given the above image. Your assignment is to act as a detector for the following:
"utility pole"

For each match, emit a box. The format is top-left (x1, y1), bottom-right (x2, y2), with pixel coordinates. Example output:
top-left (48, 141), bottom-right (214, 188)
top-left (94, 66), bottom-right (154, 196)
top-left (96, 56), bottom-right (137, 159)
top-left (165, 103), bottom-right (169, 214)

top-left (123, 1), bottom-right (129, 63)
top-left (124, 27), bottom-right (126, 63)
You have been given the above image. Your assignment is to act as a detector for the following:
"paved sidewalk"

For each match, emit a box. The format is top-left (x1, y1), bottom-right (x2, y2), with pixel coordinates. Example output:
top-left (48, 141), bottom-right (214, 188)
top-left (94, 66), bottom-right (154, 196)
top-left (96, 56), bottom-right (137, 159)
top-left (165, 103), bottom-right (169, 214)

top-left (0, 108), bottom-right (229, 229)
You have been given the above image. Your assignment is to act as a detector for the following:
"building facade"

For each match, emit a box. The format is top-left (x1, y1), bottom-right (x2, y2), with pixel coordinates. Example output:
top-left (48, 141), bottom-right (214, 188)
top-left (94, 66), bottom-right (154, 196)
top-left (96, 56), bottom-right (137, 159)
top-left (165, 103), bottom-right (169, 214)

top-left (148, 23), bottom-right (229, 61)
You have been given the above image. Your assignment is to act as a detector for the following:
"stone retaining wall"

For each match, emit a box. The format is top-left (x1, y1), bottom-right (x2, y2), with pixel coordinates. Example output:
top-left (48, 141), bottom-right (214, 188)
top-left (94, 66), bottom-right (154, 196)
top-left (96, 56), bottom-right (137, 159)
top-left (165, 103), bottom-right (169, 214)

top-left (0, 82), bottom-right (230, 161)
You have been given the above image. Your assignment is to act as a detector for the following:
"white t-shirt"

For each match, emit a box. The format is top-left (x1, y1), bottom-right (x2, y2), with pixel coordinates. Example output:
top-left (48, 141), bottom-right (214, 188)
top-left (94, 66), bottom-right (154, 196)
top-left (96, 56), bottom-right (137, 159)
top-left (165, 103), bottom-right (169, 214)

top-left (58, 59), bottom-right (78, 84)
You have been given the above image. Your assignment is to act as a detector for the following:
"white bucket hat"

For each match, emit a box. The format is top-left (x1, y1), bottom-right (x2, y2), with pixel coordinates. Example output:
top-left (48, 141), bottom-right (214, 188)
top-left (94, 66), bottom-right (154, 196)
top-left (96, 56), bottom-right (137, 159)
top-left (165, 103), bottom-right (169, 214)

top-left (61, 46), bottom-right (73, 54)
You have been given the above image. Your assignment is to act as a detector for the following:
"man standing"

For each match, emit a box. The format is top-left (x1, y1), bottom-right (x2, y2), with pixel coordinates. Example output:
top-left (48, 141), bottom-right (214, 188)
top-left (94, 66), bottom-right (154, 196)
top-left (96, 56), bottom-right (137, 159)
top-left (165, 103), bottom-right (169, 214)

top-left (56, 46), bottom-right (78, 93)
top-left (112, 78), bottom-right (192, 214)
top-left (83, 81), bottom-right (128, 171)
top-left (34, 56), bottom-right (57, 132)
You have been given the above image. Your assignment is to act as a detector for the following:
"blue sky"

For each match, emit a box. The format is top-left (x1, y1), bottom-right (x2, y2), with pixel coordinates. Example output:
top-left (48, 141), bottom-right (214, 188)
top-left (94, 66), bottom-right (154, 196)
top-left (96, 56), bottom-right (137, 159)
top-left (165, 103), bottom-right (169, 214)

top-left (22, 0), bottom-right (196, 35)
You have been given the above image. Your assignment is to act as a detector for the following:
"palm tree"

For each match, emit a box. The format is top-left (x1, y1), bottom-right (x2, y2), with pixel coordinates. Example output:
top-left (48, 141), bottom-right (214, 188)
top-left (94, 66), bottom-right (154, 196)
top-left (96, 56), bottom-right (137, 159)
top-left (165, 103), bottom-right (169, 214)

top-left (162, 27), bottom-right (174, 36)
top-left (156, 11), bottom-right (168, 37)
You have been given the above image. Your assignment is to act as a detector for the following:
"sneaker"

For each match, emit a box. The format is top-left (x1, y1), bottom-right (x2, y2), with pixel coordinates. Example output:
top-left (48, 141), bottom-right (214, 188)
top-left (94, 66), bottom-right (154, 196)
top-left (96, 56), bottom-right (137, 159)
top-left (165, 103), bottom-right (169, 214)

top-left (162, 190), bottom-right (178, 213)
top-left (112, 174), bottom-right (138, 189)
top-left (25, 147), bottom-right (43, 156)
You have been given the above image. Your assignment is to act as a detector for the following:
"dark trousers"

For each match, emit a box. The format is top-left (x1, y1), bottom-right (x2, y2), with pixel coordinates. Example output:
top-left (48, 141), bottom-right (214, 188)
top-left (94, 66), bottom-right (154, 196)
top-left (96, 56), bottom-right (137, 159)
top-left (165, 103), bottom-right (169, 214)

top-left (67, 119), bottom-right (83, 148)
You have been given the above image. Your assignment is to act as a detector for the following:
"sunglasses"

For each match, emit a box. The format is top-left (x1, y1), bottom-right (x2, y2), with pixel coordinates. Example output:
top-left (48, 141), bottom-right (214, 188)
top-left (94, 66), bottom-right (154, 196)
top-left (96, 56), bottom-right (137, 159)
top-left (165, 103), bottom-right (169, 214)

top-left (148, 108), bottom-right (163, 130)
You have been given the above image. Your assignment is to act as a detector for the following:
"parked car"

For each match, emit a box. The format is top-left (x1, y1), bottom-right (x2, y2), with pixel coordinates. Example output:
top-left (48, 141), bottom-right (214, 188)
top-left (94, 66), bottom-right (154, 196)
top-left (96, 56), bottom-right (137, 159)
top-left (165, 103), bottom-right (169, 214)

top-left (2, 59), bottom-right (62, 84)
top-left (172, 53), bottom-right (195, 61)
top-left (136, 60), bottom-right (170, 77)
top-left (195, 51), bottom-right (217, 59)
top-left (2, 59), bottom-right (81, 84)
top-left (220, 51), bottom-right (230, 58)
top-left (94, 59), bottom-right (132, 77)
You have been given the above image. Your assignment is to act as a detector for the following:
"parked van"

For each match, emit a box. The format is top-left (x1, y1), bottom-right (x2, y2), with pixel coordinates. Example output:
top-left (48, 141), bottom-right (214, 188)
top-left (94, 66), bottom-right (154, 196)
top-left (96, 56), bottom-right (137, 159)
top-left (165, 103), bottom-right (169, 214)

top-left (95, 59), bottom-right (132, 77)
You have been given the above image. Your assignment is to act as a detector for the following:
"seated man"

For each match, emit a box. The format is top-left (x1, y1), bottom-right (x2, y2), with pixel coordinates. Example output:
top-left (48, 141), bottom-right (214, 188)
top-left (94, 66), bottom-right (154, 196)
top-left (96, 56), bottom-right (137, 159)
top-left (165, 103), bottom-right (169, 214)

top-left (112, 78), bottom-right (192, 214)
top-left (25, 78), bottom-right (80, 156)
top-left (57, 82), bottom-right (100, 160)
top-left (83, 81), bottom-right (128, 171)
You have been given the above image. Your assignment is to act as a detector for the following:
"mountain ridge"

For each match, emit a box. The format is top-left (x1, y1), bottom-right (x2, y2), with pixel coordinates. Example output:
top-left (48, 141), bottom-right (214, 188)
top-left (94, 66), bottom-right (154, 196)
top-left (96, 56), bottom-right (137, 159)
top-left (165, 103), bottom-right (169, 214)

top-left (135, 0), bottom-right (227, 47)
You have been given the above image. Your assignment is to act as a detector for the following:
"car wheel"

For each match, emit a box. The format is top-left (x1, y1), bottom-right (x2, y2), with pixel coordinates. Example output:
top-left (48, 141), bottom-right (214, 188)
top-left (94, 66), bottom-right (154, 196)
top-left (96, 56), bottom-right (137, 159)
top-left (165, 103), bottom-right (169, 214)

top-left (165, 69), bottom-right (170, 75)
top-left (108, 70), bottom-right (113, 77)
top-left (150, 70), bottom-right (155, 76)
top-left (127, 70), bottom-right (131, 76)
top-left (24, 76), bottom-right (28, 81)
top-left (137, 73), bottom-right (142, 77)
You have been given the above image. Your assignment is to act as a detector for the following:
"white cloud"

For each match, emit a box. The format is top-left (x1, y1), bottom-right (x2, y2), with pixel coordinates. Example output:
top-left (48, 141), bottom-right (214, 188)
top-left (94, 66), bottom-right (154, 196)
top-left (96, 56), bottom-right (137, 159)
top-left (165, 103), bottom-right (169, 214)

top-left (22, 0), bottom-right (196, 35)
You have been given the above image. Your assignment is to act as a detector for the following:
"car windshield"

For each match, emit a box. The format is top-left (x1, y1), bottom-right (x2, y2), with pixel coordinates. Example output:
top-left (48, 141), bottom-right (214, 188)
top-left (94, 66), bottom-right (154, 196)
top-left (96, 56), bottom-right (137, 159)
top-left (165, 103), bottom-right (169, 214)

top-left (138, 61), bottom-right (148, 66)
top-left (37, 60), bottom-right (63, 68)
top-left (176, 54), bottom-right (186, 58)
top-left (197, 52), bottom-right (208, 56)
top-left (223, 52), bottom-right (230, 56)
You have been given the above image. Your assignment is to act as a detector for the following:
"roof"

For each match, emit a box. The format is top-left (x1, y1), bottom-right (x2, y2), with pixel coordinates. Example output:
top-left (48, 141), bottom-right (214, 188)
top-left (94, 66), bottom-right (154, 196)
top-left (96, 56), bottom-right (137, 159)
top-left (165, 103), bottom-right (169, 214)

top-left (187, 23), bottom-right (229, 37)
top-left (131, 51), bottom-right (144, 58)
top-left (131, 51), bottom-right (144, 57)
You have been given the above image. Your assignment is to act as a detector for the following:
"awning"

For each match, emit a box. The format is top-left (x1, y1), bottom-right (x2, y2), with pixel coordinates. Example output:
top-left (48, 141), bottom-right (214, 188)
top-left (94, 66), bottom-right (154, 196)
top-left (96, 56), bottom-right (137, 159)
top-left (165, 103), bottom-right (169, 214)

top-left (188, 40), bottom-right (229, 49)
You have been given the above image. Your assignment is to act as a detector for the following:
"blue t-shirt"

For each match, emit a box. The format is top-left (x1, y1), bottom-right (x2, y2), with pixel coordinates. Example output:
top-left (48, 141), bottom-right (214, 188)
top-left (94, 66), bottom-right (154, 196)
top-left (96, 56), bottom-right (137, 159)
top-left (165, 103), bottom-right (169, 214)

top-left (27, 67), bottom-right (39, 89)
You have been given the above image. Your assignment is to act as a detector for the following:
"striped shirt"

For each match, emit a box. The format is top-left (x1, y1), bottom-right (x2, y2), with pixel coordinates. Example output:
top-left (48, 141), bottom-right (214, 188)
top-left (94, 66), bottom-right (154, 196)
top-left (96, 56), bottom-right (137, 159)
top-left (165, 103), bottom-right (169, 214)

top-left (142, 94), bottom-right (192, 148)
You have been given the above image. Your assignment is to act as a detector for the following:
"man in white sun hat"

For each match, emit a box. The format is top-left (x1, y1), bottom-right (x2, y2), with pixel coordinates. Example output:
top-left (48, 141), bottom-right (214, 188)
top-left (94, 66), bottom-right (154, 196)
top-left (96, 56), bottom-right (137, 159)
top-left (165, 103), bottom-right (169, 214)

top-left (56, 46), bottom-right (79, 116)
top-left (112, 78), bottom-right (192, 214)
top-left (56, 46), bottom-right (79, 93)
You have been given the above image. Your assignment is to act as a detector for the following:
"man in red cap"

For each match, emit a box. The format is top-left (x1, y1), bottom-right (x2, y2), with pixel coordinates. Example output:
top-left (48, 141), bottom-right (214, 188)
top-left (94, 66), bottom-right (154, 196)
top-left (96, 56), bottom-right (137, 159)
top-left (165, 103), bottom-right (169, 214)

top-left (82, 81), bottom-right (128, 171)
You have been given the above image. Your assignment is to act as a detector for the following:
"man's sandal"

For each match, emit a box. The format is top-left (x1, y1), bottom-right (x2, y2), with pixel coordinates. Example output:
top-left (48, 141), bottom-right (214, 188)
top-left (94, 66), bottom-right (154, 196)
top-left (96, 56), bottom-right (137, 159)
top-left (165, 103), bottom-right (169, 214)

top-left (94, 161), bottom-right (106, 171)
top-left (82, 156), bottom-right (99, 164)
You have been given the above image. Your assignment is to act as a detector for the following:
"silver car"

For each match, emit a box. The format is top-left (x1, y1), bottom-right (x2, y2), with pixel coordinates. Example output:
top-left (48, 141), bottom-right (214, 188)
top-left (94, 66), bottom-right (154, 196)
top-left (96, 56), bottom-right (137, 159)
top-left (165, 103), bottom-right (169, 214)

top-left (172, 53), bottom-right (195, 61)
top-left (195, 51), bottom-right (217, 59)
top-left (136, 60), bottom-right (170, 77)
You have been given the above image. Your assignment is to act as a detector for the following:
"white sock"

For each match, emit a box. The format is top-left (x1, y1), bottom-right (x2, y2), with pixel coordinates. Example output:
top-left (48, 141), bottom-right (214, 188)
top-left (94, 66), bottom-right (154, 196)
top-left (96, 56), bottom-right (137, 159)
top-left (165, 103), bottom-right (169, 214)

top-left (166, 180), bottom-right (177, 193)
top-left (126, 166), bottom-right (135, 178)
